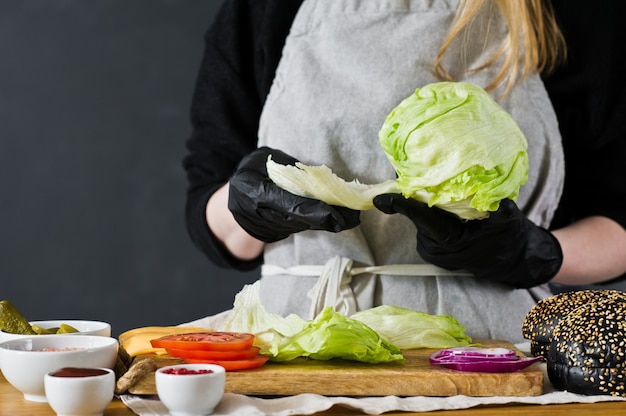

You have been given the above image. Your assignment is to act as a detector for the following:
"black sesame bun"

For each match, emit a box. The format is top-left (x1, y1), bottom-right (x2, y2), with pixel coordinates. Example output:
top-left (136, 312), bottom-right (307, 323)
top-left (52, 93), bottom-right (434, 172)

top-left (547, 295), bottom-right (626, 396)
top-left (522, 290), bottom-right (624, 359)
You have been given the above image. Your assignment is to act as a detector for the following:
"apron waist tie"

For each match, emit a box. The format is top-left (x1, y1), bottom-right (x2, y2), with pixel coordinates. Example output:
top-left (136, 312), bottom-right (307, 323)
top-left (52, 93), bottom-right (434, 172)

top-left (261, 256), bottom-right (472, 319)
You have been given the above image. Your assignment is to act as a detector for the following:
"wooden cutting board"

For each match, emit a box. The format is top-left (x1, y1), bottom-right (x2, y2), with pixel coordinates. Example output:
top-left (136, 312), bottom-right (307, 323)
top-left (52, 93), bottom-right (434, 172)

top-left (128, 339), bottom-right (543, 397)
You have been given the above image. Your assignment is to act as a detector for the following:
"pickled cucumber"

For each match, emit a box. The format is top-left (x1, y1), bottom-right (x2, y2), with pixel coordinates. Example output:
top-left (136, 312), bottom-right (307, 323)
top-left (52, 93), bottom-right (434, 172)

top-left (1, 300), bottom-right (81, 335)
top-left (57, 323), bottom-right (79, 334)
top-left (31, 324), bottom-right (59, 334)
top-left (0, 300), bottom-right (37, 335)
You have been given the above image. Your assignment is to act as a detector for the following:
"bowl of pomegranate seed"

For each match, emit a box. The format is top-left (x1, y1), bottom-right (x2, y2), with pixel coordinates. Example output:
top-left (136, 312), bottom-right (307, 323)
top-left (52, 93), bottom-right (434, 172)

top-left (155, 363), bottom-right (225, 416)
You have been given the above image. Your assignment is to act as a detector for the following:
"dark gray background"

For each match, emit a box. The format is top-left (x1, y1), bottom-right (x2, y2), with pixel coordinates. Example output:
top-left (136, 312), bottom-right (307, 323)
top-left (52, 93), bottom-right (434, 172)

top-left (0, 0), bottom-right (259, 337)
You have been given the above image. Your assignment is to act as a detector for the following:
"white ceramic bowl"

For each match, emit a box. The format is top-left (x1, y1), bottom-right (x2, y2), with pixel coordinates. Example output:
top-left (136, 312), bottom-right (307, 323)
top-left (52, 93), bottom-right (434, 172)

top-left (156, 364), bottom-right (225, 416)
top-left (0, 335), bottom-right (118, 402)
top-left (0, 320), bottom-right (111, 344)
top-left (45, 367), bottom-right (115, 416)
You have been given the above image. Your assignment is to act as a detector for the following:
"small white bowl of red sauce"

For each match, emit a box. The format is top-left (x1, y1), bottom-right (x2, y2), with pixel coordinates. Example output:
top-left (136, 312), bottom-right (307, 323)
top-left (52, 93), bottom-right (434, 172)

top-left (155, 363), bottom-right (226, 416)
top-left (0, 335), bottom-right (118, 402)
top-left (45, 367), bottom-right (115, 416)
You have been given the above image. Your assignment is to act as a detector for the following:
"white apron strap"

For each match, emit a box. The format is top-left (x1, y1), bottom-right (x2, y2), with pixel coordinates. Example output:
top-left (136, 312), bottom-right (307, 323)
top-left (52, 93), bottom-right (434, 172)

top-left (262, 257), bottom-right (472, 318)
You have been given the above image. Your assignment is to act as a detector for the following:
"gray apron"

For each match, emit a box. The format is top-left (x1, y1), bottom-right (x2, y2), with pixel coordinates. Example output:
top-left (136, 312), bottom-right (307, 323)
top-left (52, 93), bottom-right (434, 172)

top-left (256, 0), bottom-right (564, 343)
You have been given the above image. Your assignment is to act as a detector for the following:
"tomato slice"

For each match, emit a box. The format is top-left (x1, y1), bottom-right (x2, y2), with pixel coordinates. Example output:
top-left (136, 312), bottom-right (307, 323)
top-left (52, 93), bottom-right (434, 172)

top-left (183, 354), bottom-right (269, 371)
top-left (166, 346), bottom-right (260, 360)
top-left (150, 332), bottom-right (255, 351)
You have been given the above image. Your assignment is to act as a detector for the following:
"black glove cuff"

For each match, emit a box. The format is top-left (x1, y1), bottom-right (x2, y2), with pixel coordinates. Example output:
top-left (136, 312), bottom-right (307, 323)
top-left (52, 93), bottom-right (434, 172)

top-left (488, 227), bottom-right (563, 289)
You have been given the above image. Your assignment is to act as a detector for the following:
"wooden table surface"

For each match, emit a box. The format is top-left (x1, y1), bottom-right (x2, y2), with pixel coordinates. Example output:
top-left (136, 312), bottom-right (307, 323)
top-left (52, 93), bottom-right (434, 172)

top-left (3, 372), bottom-right (626, 416)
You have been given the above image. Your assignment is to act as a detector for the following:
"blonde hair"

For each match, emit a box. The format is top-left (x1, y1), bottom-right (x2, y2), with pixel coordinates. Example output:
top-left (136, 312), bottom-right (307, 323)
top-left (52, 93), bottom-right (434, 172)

top-left (434, 0), bottom-right (566, 97)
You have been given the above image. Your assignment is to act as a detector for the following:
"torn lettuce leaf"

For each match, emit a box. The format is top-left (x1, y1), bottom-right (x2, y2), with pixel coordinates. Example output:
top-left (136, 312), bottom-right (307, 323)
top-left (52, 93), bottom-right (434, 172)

top-left (270, 306), bottom-right (404, 363)
top-left (222, 281), bottom-right (308, 356)
top-left (266, 158), bottom-right (399, 210)
top-left (223, 282), bottom-right (403, 363)
top-left (350, 305), bottom-right (473, 349)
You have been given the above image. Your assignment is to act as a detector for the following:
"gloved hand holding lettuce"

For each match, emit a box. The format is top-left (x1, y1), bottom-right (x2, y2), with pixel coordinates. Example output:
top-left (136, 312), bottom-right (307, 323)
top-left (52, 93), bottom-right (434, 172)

top-left (268, 82), bottom-right (562, 287)
top-left (229, 147), bottom-right (360, 243)
top-left (374, 195), bottom-right (563, 288)
top-left (223, 282), bottom-right (472, 363)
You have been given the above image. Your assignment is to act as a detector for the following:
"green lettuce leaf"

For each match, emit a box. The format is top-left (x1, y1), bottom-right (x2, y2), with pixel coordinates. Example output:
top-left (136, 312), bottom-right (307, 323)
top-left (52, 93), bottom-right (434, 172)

top-left (350, 305), bottom-right (473, 349)
top-left (266, 157), bottom-right (400, 210)
top-left (223, 283), bottom-right (403, 363)
top-left (271, 306), bottom-right (404, 363)
top-left (222, 282), bottom-right (308, 356)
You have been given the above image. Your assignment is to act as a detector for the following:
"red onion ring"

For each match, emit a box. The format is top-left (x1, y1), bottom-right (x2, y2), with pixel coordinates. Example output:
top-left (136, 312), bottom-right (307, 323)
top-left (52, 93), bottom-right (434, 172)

top-left (429, 347), bottom-right (543, 373)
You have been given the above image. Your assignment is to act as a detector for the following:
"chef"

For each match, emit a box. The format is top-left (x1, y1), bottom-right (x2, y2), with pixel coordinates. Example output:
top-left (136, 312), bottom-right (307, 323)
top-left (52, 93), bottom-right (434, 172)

top-left (183, 0), bottom-right (626, 343)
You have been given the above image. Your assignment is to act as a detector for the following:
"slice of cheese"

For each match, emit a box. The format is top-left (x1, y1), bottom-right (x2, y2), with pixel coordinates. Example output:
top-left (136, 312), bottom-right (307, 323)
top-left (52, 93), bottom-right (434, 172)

top-left (119, 326), bottom-right (210, 357)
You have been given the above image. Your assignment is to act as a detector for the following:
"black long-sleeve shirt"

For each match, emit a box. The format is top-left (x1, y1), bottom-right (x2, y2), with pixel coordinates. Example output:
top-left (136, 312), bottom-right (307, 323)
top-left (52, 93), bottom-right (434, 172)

top-left (183, 0), bottom-right (626, 273)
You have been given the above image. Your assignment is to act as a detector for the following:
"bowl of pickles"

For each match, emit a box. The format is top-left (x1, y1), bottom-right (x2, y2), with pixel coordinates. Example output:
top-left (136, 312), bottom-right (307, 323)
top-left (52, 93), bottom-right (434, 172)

top-left (0, 300), bottom-right (111, 345)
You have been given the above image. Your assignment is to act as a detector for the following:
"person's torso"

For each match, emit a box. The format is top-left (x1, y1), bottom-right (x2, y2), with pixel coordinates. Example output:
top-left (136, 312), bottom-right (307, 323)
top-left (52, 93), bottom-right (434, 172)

top-left (255, 0), bottom-right (563, 342)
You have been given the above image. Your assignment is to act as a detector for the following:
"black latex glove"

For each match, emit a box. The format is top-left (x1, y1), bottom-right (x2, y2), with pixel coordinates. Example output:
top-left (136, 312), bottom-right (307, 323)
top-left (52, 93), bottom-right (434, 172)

top-left (373, 194), bottom-right (563, 288)
top-left (228, 147), bottom-right (360, 243)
